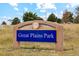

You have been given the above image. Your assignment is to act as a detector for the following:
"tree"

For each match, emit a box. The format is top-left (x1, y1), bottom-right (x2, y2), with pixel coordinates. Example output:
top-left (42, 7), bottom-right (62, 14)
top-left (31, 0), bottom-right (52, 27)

top-left (74, 6), bottom-right (79, 23)
top-left (1, 21), bottom-right (7, 25)
top-left (11, 17), bottom-right (20, 25)
top-left (75, 6), bottom-right (79, 15)
top-left (47, 13), bottom-right (57, 22)
top-left (56, 18), bottom-right (62, 23)
top-left (75, 15), bottom-right (79, 23)
top-left (62, 10), bottom-right (73, 23)
top-left (23, 11), bottom-right (43, 22)
top-left (36, 17), bottom-right (43, 20)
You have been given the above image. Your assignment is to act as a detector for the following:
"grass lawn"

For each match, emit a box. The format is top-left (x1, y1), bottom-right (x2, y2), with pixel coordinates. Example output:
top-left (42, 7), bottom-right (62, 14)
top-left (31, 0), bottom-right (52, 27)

top-left (0, 24), bottom-right (79, 56)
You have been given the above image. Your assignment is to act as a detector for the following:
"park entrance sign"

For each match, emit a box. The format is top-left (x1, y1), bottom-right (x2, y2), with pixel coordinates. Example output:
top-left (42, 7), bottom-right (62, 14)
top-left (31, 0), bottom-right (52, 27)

top-left (17, 30), bottom-right (56, 42)
top-left (13, 20), bottom-right (63, 51)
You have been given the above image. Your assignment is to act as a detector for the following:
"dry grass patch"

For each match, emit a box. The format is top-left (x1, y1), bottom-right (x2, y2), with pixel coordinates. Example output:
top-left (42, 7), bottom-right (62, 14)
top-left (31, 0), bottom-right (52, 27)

top-left (0, 24), bottom-right (79, 56)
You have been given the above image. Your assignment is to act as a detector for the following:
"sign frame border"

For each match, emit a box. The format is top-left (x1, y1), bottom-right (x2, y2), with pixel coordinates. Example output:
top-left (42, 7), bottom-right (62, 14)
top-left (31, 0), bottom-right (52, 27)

top-left (13, 20), bottom-right (64, 51)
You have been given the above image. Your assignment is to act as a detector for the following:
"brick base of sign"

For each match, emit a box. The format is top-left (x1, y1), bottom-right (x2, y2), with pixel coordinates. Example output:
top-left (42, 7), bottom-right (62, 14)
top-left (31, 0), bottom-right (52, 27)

top-left (13, 20), bottom-right (64, 52)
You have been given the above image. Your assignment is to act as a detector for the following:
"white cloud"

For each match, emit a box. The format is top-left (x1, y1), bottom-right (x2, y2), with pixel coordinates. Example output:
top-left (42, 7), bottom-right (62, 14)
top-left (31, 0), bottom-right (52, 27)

top-left (36, 3), bottom-right (57, 17)
top-left (57, 11), bottom-right (63, 18)
top-left (24, 7), bottom-right (28, 11)
top-left (14, 7), bottom-right (19, 11)
top-left (66, 4), bottom-right (70, 8)
top-left (9, 3), bottom-right (18, 7)
top-left (42, 12), bottom-right (52, 20)
top-left (14, 7), bottom-right (19, 12)
top-left (36, 3), bottom-right (57, 10)
top-left (60, 11), bottom-right (63, 14)
top-left (0, 0), bottom-right (79, 3)
top-left (46, 12), bottom-right (51, 17)
top-left (70, 3), bottom-right (79, 7)
top-left (9, 3), bottom-right (19, 11)
top-left (1, 16), bottom-right (11, 20)
top-left (66, 3), bottom-right (79, 8)
top-left (39, 9), bottom-right (46, 13)
top-left (0, 16), bottom-right (12, 25)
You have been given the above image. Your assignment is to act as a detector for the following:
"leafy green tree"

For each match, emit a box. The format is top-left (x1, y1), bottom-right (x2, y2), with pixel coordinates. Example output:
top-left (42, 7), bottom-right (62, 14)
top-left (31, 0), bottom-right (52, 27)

top-left (36, 17), bottom-right (43, 20)
top-left (1, 21), bottom-right (7, 25)
top-left (62, 10), bottom-right (73, 23)
top-left (56, 18), bottom-right (62, 23)
top-left (47, 13), bottom-right (57, 22)
top-left (23, 11), bottom-right (43, 22)
top-left (11, 17), bottom-right (20, 25)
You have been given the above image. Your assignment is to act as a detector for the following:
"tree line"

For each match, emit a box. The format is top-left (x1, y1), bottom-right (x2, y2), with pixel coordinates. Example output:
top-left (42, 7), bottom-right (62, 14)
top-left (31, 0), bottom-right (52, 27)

top-left (1, 6), bottom-right (79, 25)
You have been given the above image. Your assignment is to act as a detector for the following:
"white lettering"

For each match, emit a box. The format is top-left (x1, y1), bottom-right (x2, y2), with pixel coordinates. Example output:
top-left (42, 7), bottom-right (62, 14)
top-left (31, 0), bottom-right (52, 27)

top-left (18, 33), bottom-right (54, 39)
top-left (18, 33), bottom-right (29, 37)
top-left (44, 33), bottom-right (54, 38)
top-left (30, 33), bottom-right (43, 38)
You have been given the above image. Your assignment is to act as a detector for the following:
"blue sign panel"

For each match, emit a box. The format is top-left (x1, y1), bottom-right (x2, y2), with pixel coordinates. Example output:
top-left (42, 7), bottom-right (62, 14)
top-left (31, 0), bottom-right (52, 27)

top-left (16, 30), bottom-right (56, 42)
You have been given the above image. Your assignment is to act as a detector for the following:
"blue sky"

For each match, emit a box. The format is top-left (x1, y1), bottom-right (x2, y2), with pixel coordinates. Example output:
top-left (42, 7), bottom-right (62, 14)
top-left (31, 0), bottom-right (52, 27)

top-left (0, 3), bottom-right (78, 25)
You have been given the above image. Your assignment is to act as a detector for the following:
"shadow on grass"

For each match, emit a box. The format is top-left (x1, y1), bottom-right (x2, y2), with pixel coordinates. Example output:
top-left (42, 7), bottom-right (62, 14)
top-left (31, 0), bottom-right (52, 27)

top-left (20, 46), bottom-right (54, 50)
top-left (0, 47), bottom-right (54, 51)
top-left (0, 46), bottom-right (75, 52)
